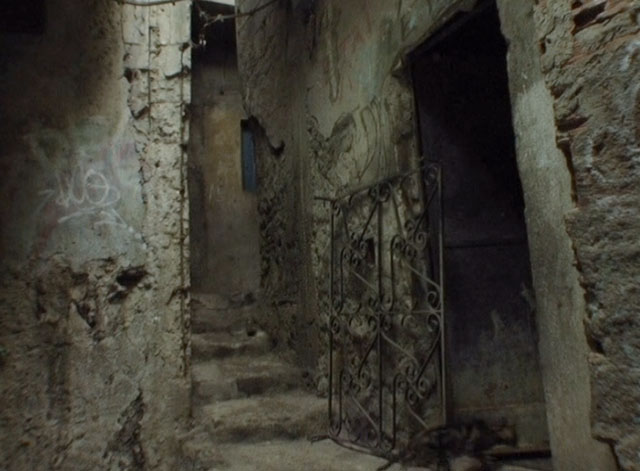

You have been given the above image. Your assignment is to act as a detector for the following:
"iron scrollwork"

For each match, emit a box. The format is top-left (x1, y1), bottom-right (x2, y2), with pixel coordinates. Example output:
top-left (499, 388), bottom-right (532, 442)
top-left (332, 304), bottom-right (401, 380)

top-left (321, 161), bottom-right (445, 459)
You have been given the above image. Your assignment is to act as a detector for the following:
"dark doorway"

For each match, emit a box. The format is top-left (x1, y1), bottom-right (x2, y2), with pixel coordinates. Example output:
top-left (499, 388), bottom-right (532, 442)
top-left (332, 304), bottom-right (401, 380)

top-left (411, 1), bottom-right (550, 455)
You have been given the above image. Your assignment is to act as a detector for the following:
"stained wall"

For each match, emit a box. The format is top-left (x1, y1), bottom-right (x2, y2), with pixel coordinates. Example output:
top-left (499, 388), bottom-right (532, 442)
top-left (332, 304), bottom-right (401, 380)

top-left (236, 0), bottom-right (637, 468)
top-left (189, 8), bottom-right (261, 303)
top-left (0, 1), bottom-right (192, 469)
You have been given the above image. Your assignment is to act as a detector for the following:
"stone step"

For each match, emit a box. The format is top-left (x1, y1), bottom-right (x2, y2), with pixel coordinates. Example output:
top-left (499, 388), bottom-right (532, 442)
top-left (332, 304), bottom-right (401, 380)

top-left (192, 354), bottom-right (302, 403)
top-left (210, 439), bottom-right (429, 471)
top-left (493, 456), bottom-right (553, 471)
top-left (196, 392), bottom-right (327, 443)
top-left (191, 305), bottom-right (261, 334)
top-left (181, 427), bottom-right (228, 470)
top-left (496, 465), bottom-right (552, 471)
top-left (191, 292), bottom-right (263, 334)
top-left (179, 434), bottom-right (546, 471)
top-left (192, 330), bottom-right (271, 360)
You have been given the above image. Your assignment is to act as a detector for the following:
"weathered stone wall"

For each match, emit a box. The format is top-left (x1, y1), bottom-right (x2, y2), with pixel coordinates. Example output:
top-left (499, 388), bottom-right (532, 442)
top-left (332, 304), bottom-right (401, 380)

top-left (237, 0), bottom-right (475, 370)
top-left (530, 1), bottom-right (640, 469)
top-left (237, 0), bottom-right (639, 468)
top-left (236, 1), bottom-right (311, 358)
top-left (0, 1), bottom-right (191, 469)
top-left (498, 1), bottom-right (618, 469)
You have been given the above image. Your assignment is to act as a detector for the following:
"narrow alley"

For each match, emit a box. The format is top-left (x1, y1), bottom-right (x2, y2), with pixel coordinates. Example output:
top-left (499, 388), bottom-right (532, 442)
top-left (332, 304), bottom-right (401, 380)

top-left (0, 0), bottom-right (638, 470)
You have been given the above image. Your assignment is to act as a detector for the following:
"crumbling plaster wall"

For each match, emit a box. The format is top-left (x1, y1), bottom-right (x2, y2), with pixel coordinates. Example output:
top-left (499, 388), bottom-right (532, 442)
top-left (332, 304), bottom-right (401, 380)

top-left (0, 1), bottom-right (191, 469)
top-left (237, 0), bottom-right (482, 370)
top-left (237, 0), bottom-right (638, 468)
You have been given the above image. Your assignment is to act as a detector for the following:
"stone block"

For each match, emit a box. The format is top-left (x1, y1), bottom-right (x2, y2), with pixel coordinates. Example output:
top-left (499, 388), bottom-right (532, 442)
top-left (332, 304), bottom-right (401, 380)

top-left (151, 44), bottom-right (184, 77)
top-left (150, 103), bottom-right (183, 142)
top-left (122, 4), bottom-right (150, 45)
top-left (151, 3), bottom-right (191, 46)
top-left (124, 44), bottom-right (150, 70)
top-left (150, 69), bottom-right (185, 104)
top-left (127, 69), bottom-right (150, 119)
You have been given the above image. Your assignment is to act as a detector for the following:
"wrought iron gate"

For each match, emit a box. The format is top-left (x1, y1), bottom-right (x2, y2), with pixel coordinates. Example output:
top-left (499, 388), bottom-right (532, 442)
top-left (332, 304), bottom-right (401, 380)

top-left (320, 160), bottom-right (445, 458)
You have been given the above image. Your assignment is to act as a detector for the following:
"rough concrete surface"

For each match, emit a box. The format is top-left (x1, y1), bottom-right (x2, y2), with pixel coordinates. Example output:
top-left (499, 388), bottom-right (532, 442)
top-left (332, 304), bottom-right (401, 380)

top-left (0, 1), bottom-right (191, 469)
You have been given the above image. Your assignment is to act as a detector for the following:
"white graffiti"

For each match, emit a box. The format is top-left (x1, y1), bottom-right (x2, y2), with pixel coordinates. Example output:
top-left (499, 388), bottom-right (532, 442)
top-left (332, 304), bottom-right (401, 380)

top-left (37, 165), bottom-right (148, 251)
top-left (57, 168), bottom-right (120, 209)
top-left (39, 166), bottom-right (122, 225)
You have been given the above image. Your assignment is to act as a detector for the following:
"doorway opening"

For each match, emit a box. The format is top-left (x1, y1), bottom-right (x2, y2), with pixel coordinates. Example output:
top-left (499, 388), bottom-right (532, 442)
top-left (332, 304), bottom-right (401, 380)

top-left (410, 0), bottom-right (551, 463)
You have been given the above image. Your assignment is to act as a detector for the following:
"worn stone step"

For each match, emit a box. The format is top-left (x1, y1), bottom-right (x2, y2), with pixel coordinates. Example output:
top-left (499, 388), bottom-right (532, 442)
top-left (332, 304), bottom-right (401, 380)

top-left (192, 354), bottom-right (302, 403)
top-left (196, 392), bottom-right (327, 443)
top-left (496, 465), bottom-right (552, 471)
top-left (210, 439), bottom-right (430, 471)
top-left (191, 292), bottom-right (262, 334)
top-left (191, 305), bottom-right (261, 334)
top-left (192, 330), bottom-right (271, 360)
top-left (181, 427), bottom-right (228, 470)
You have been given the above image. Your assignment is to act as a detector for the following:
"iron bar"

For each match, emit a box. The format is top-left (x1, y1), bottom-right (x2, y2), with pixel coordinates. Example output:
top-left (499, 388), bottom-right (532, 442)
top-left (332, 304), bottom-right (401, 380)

top-left (318, 159), bottom-right (445, 458)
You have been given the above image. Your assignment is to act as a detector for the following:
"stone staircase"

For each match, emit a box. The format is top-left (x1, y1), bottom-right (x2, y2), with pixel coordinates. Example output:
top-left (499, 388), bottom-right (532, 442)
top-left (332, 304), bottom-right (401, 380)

top-left (182, 293), bottom-right (343, 470)
top-left (180, 294), bottom-right (552, 471)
